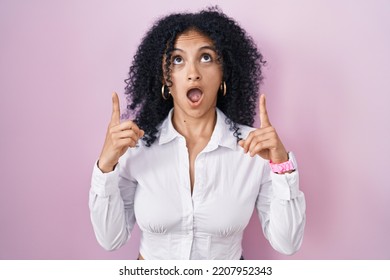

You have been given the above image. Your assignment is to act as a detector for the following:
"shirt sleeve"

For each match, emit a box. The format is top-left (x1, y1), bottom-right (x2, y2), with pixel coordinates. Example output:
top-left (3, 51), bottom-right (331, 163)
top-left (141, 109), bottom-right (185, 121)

top-left (89, 157), bottom-right (137, 251)
top-left (255, 152), bottom-right (306, 255)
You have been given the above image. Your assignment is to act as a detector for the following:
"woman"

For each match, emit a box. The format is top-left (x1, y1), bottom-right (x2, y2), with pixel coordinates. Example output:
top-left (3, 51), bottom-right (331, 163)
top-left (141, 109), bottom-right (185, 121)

top-left (89, 7), bottom-right (306, 260)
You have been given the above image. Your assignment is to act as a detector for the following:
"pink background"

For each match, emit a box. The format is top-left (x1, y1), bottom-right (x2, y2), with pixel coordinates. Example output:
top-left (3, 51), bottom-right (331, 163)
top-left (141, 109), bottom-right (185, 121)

top-left (1, 0), bottom-right (389, 259)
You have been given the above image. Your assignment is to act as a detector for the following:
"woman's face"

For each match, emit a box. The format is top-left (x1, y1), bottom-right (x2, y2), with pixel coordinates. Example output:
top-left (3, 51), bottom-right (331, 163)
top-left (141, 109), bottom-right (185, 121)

top-left (166, 29), bottom-right (223, 119)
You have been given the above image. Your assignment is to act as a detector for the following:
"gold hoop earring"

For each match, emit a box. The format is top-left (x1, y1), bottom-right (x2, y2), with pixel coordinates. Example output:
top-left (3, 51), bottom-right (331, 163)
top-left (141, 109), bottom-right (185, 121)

top-left (161, 85), bottom-right (170, 100)
top-left (220, 81), bottom-right (227, 96)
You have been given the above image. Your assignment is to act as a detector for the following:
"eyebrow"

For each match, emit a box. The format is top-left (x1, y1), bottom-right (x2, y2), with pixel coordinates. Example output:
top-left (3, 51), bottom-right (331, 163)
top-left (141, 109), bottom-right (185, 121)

top-left (172, 46), bottom-right (217, 53)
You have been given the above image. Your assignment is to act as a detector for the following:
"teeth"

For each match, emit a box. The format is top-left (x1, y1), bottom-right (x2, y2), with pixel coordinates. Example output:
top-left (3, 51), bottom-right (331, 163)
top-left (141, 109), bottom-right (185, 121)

top-left (187, 88), bottom-right (202, 103)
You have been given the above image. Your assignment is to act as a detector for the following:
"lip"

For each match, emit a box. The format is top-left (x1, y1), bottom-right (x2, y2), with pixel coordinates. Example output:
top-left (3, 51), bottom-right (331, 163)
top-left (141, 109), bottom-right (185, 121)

top-left (186, 86), bottom-right (204, 107)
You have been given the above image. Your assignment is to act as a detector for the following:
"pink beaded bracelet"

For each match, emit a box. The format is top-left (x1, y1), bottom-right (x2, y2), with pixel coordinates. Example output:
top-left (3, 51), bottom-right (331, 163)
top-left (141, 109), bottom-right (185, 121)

top-left (269, 159), bottom-right (295, 174)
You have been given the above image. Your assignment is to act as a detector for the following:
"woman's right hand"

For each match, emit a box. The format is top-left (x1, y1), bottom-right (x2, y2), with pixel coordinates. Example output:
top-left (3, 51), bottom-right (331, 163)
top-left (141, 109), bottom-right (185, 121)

top-left (98, 92), bottom-right (144, 173)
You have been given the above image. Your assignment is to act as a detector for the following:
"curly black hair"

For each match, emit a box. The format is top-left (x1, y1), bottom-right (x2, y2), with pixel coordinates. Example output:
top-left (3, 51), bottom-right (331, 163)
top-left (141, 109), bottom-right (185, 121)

top-left (124, 6), bottom-right (266, 147)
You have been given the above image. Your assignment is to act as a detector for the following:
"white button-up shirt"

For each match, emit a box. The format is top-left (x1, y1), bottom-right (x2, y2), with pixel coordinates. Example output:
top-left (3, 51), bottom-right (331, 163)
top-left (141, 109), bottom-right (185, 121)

top-left (89, 108), bottom-right (306, 259)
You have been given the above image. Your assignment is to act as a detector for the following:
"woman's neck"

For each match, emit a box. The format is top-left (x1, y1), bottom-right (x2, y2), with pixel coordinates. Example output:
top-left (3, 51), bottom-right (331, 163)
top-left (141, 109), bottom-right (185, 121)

top-left (172, 108), bottom-right (217, 142)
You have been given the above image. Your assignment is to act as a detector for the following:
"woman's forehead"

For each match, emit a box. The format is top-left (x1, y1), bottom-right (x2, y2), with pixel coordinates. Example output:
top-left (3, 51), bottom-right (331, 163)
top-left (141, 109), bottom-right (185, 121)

top-left (174, 29), bottom-right (214, 47)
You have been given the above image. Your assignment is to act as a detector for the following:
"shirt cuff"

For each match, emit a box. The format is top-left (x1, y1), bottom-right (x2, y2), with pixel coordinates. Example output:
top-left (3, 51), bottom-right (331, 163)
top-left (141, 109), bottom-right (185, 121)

top-left (91, 160), bottom-right (120, 197)
top-left (270, 152), bottom-right (300, 200)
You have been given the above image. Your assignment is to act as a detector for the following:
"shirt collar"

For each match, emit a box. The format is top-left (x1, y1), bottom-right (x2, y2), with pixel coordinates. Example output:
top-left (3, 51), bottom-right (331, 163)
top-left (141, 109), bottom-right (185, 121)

top-left (158, 108), bottom-right (238, 150)
top-left (158, 109), bottom-right (180, 145)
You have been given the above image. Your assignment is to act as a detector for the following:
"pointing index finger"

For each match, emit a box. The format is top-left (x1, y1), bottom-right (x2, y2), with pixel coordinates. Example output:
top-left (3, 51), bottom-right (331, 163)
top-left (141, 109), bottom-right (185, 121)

top-left (111, 92), bottom-right (121, 125)
top-left (259, 94), bottom-right (271, 128)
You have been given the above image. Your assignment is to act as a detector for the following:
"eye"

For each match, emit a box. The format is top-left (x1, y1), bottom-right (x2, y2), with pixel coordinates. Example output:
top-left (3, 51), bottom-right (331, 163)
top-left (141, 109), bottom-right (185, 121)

top-left (172, 56), bottom-right (183, 65)
top-left (201, 53), bottom-right (212, 62)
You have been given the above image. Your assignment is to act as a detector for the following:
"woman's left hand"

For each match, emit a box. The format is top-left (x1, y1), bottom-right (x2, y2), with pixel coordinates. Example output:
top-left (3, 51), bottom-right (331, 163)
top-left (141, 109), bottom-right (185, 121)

top-left (239, 94), bottom-right (288, 163)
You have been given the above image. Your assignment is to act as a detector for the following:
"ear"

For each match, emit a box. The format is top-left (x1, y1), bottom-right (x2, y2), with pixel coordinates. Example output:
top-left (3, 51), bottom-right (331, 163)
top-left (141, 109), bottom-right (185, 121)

top-left (161, 63), bottom-right (168, 85)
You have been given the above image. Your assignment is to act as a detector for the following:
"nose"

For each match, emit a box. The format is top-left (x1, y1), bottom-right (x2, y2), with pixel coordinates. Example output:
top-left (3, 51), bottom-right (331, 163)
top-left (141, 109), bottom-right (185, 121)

top-left (187, 63), bottom-right (201, 81)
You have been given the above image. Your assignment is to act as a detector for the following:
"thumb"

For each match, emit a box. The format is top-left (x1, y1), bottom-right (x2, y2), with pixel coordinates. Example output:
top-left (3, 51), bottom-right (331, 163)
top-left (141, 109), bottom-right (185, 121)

top-left (110, 92), bottom-right (121, 125)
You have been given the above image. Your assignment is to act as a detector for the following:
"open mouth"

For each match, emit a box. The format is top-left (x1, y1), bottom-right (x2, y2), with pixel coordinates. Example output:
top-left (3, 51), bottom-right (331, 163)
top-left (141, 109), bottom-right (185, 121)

top-left (186, 88), bottom-right (203, 105)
